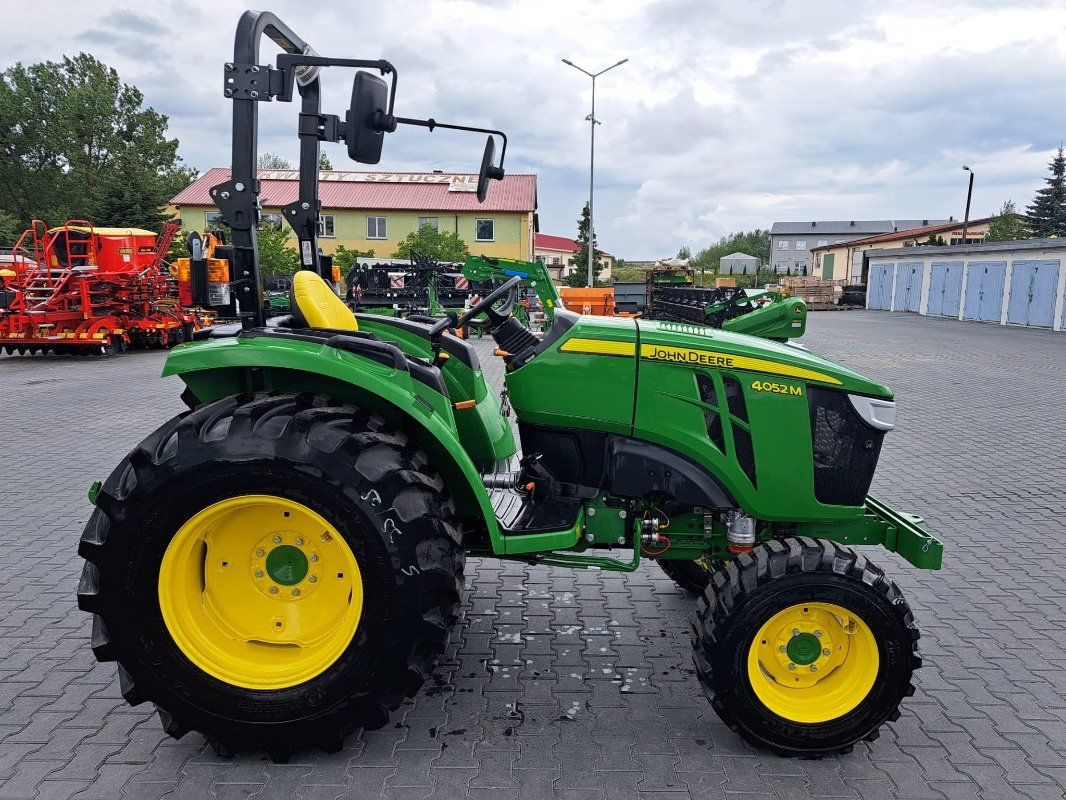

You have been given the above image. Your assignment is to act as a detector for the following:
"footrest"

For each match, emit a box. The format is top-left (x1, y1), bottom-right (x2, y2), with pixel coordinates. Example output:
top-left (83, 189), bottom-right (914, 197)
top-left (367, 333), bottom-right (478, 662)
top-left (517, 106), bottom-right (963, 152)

top-left (488, 485), bottom-right (582, 535)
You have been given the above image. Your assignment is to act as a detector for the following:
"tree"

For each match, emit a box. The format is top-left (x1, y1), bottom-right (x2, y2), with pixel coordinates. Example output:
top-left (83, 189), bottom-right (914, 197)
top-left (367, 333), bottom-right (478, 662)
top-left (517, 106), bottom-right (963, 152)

top-left (391, 224), bottom-right (469, 262)
top-left (258, 153), bottom-right (292, 169)
top-left (319, 152), bottom-right (333, 170)
top-left (256, 225), bottom-right (301, 276)
top-left (571, 203), bottom-right (609, 286)
top-left (0, 211), bottom-right (23, 247)
top-left (676, 246), bottom-right (691, 260)
top-left (0, 54), bottom-right (193, 229)
top-left (331, 243), bottom-right (376, 273)
top-left (690, 229), bottom-right (771, 275)
top-left (1027, 147), bottom-right (1066, 237)
top-left (924, 233), bottom-right (947, 246)
top-left (985, 200), bottom-right (1029, 242)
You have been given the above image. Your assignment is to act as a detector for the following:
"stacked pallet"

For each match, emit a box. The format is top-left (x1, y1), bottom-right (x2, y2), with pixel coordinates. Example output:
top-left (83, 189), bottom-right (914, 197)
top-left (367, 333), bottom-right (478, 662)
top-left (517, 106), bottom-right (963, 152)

top-left (780, 277), bottom-right (843, 310)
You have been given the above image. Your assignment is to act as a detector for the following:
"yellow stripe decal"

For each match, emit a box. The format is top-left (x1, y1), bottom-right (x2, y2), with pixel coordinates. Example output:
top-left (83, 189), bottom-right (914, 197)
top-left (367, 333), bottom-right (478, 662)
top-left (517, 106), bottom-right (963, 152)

top-left (559, 338), bottom-right (637, 357)
top-left (639, 344), bottom-right (842, 385)
top-left (559, 337), bottom-right (841, 385)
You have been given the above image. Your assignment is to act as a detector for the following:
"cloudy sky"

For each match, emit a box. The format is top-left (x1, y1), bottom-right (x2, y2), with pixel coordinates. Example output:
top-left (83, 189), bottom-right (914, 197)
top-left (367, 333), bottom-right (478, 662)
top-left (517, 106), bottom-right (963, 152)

top-left (6, 0), bottom-right (1066, 259)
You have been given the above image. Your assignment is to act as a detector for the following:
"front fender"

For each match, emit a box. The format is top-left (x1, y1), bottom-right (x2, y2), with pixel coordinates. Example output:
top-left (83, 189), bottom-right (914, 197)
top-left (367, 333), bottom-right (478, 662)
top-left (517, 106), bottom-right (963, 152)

top-left (163, 336), bottom-right (509, 553)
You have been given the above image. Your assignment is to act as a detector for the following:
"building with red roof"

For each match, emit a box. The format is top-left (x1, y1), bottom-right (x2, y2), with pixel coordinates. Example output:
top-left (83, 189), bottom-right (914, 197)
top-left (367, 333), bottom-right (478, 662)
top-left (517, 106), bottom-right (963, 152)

top-left (809, 217), bottom-right (996, 281)
top-left (533, 232), bottom-right (614, 280)
top-left (170, 169), bottom-right (538, 260)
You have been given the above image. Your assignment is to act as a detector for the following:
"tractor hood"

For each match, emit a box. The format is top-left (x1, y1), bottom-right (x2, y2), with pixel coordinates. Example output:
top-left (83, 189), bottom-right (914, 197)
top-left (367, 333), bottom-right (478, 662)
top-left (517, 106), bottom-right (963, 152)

top-left (548, 315), bottom-right (892, 399)
top-left (636, 318), bottom-right (893, 398)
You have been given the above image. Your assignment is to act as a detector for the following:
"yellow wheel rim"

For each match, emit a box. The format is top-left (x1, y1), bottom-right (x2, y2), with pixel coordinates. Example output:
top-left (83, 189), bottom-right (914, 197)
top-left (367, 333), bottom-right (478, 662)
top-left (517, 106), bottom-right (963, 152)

top-left (159, 495), bottom-right (364, 690)
top-left (746, 601), bottom-right (878, 723)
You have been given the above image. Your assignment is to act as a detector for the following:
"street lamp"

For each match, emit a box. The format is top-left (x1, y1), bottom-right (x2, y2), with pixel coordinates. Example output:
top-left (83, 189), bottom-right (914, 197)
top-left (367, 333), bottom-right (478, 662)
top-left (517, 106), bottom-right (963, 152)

top-left (961, 166), bottom-right (975, 245)
top-left (562, 56), bottom-right (628, 287)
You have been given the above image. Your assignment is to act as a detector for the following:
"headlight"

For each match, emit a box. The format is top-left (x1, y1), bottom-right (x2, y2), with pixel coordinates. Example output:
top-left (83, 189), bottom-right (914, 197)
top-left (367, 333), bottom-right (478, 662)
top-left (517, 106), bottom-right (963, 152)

top-left (847, 394), bottom-right (896, 431)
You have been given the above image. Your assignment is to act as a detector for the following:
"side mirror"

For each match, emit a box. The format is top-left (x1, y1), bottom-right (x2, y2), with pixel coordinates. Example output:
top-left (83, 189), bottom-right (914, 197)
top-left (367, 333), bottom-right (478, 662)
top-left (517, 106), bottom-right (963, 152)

top-left (346, 71), bottom-right (394, 164)
top-left (477, 136), bottom-right (506, 203)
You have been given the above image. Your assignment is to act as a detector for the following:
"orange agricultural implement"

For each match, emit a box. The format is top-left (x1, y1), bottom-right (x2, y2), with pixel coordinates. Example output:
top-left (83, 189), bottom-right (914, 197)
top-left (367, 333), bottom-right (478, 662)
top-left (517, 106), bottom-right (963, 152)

top-left (0, 220), bottom-right (212, 356)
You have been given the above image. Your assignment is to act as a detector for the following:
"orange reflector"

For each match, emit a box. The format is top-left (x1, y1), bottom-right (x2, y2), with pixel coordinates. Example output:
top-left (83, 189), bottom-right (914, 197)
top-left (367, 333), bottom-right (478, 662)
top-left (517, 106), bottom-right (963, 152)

top-left (493, 349), bottom-right (510, 357)
top-left (453, 399), bottom-right (476, 410)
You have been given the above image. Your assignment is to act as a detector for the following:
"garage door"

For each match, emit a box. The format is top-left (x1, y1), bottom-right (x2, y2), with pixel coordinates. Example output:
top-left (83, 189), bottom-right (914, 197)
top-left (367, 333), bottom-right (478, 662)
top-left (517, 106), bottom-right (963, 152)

top-left (1007, 260), bottom-right (1061, 327)
top-left (927, 261), bottom-right (963, 317)
top-left (893, 262), bottom-right (924, 312)
top-left (867, 263), bottom-right (893, 309)
top-left (963, 261), bottom-right (1006, 322)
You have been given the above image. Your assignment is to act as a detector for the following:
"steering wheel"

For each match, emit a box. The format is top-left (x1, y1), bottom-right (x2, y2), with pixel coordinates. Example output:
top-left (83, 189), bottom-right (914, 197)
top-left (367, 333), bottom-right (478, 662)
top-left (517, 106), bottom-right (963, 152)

top-left (425, 276), bottom-right (521, 365)
top-left (456, 275), bottom-right (522, 330)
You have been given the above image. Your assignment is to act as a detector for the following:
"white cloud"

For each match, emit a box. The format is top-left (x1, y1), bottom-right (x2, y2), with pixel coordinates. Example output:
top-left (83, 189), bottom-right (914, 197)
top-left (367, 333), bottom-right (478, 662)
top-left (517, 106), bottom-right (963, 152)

top-left (5, 0), bottom-right (1066, 259)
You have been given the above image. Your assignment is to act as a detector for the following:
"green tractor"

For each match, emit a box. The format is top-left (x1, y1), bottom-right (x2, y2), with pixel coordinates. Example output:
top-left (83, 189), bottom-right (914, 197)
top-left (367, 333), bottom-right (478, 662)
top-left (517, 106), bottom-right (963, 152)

top-left (78, 11), bottom-right (942, 762)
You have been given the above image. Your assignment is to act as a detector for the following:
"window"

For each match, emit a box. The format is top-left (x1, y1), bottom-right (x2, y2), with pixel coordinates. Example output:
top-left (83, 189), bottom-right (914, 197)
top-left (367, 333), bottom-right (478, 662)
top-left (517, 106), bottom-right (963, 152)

top-left (816, 239), bottom-right (828, 247)
top-left (259, 213), bottom-right (284, 231)
top-left (205, 211), bottom-right (225, 231)
top-left (417, 216), bottom-right (439, 232)
top-left (475, 219), bottom-right (494, 241)
top-left (318, 214), bottom-right (335, 238)
top-left (367, 216), bottom-right (387, 239)
top-left (777, 240), bottom-right (789, 250)
top-left (795, 240), bottom-right (807, 250)
top-left (551, 256), bottom-right (561, 266)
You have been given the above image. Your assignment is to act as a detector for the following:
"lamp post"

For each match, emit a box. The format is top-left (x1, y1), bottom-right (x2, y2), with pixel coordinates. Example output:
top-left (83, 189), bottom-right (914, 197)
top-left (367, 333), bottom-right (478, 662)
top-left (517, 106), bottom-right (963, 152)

top-left (961, 166), bottom-right (975, 245)
top-left (562, 57), bottom-right (628, 287)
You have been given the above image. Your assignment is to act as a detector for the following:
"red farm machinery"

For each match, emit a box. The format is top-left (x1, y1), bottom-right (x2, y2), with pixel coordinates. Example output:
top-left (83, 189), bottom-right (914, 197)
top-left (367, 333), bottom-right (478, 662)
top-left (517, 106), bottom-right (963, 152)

top-left (0, 220), bottom-right (213, 356)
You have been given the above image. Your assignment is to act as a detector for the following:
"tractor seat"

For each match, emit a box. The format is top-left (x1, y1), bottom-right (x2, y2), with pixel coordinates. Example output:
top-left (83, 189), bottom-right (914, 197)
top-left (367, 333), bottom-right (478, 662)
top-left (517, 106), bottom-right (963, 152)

top-left (290, 271), bottom-right (359, 331)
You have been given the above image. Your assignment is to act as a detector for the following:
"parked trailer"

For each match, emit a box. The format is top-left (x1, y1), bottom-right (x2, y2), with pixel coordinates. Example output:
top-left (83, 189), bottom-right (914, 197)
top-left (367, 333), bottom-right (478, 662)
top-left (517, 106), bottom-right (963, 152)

top-left (0, 221), bottom-right (212, 356)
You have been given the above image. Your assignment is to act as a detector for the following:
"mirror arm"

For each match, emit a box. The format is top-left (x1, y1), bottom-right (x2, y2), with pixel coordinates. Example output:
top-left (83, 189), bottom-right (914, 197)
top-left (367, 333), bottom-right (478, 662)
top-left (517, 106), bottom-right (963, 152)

top-left (277, 55), bottom-right (398, 114)
top-left (394, 118), bottom-right (508, 168)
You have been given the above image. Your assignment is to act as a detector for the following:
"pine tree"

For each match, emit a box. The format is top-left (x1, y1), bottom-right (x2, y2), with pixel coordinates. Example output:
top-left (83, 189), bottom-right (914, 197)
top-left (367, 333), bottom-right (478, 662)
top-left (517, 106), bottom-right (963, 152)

top-left (1026, 147), bottom-right (1066, 237)
top-left (570, 202), bottom-right (606, 286)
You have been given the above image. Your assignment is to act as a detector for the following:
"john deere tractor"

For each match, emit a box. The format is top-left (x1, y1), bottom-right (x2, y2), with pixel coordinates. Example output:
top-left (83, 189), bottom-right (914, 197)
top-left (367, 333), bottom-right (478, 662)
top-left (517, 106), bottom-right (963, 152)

top-left (77, 11), bottom-right (942, 762)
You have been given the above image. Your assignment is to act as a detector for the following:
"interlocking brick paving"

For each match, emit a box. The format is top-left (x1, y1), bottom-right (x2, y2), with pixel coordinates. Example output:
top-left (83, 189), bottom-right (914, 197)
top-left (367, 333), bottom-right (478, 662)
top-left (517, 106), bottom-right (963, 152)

top-left (1, 311), bottom-right (1063, 799)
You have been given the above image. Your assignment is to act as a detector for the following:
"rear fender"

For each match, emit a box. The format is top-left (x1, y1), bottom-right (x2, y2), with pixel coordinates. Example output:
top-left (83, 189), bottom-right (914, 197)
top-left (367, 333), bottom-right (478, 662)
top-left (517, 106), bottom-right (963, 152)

top-left (162, 337), bottom-right (509, 553)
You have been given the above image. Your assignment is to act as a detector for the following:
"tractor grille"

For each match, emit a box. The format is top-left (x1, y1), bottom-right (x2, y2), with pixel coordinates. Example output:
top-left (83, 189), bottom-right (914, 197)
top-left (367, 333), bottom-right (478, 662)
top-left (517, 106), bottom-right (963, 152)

top-left (808, 387), bottom-right (884, 506)
top-left (696, 374), bottom-right (717, 406)
top-left (723, 376), bottom-right (747, 421)
top-left (732, 423), bottom-right (757, 487)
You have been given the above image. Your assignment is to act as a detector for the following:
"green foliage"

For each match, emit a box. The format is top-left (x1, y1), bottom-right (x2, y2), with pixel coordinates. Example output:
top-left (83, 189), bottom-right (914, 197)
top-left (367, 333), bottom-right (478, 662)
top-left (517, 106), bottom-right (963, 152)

top-left (676, 246), bottom-right (691, 259)
top-left (0, 210), bottom-right (23, 247)
top-left (256, 225), bottom-right (301, 276)
top-left (0, 53), bottom-right (194, 230)
top-left (331, 244), bottom-right (376, 273)
top-left (571, 203), bottom-right (609, 285)
top-left (924, 233), bottom-right (947, 246)
top-left (690, 229), bottom-right (771, 274)
top-left (985, 200), bottom-right (1029, 242)
top-left (391, 224), bottom-right (470, 262)
top-left (1027, 147), bottom-right (1066, 237)
top-left (319, 152), bottom-right (333, 170)
top-left (257, 153), bottom-right (292, 169)
top-left (167, 227), bottom-right (192, 262)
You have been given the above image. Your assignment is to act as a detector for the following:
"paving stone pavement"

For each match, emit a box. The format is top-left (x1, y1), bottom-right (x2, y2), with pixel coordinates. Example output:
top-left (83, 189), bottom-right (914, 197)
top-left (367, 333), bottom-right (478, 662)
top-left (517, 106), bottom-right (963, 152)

top-left (1, 311), bottom-right (1064, 800)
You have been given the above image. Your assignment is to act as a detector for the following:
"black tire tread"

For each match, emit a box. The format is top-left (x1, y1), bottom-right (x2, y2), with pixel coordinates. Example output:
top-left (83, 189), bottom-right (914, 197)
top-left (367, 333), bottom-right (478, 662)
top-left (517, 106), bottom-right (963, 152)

top-left (77, 392), bottom-right (463, 760)
top-left (658, 559), bottom-right (712, 594)
top-left (691, 536), bottom-right (921, 757)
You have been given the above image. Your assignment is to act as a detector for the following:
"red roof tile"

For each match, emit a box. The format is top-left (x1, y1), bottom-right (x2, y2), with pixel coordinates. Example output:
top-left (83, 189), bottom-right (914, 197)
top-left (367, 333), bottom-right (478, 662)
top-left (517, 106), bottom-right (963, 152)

top-left (535, 233), bottom-right (579, 252)
top-left (808, 217), bottom-right (995, 250)
top-left (171, 168), bottom-right (537, 213)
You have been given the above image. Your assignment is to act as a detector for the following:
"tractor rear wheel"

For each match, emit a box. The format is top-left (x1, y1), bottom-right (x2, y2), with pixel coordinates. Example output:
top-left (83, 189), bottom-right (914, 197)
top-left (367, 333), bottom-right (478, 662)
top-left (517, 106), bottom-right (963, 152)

top-left (692, 537), bottom-right (920, 757)
top-left (659, 558), bottom-right (712, 594)
top-left (78, 393), bottom-right (464, 760)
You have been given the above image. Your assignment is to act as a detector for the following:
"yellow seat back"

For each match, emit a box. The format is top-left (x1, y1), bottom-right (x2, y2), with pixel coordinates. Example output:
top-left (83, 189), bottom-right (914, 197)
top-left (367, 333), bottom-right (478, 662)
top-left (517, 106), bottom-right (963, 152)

top-left (291, 271), bottom-right (358, 331)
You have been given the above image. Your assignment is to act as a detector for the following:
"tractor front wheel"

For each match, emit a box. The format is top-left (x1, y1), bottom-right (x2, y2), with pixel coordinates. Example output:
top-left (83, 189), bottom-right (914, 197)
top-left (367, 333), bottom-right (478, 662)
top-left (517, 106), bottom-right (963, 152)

top-left (78, 393), bottom-right (463, 760)
top-left (692, 537), bottom-right (920, 757)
